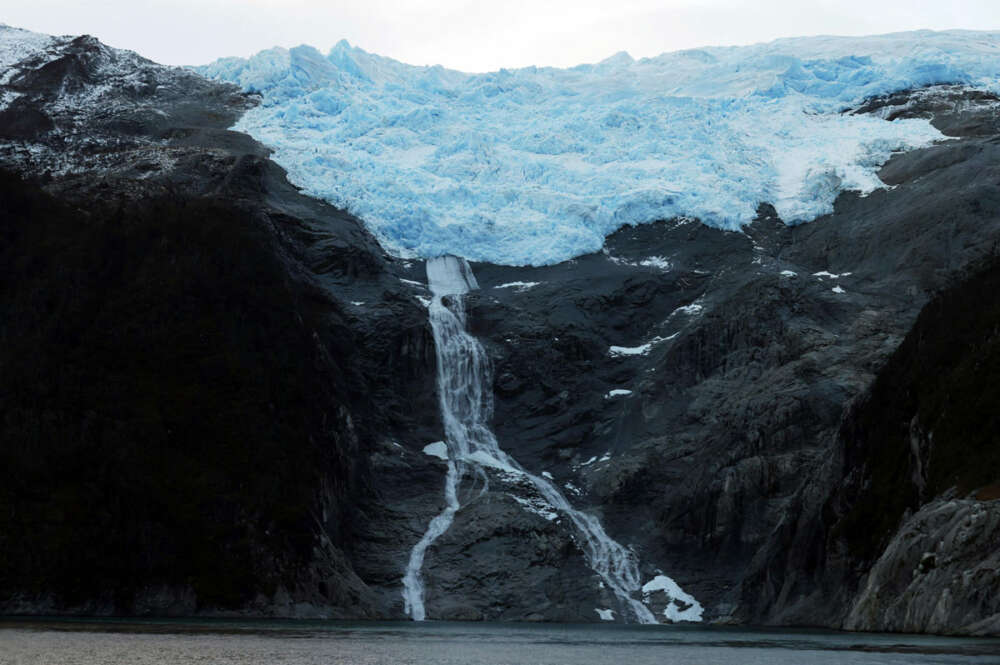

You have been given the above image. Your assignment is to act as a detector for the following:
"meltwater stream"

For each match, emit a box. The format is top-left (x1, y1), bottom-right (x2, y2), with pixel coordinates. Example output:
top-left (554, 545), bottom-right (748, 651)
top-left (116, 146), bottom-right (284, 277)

top-left (402, 256), bottom-right (698, 623)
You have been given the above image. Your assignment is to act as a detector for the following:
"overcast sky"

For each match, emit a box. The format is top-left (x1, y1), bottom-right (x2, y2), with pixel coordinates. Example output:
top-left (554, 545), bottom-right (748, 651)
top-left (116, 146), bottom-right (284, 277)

top-left (5, 0), bottom-right (1000, 71)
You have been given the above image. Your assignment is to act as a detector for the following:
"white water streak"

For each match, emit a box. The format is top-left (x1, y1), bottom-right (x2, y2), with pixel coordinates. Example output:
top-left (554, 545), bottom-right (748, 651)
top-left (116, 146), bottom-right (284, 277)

top-left (401, 460), bottom-right (459, 621)
top-left (402, 256), bottom-right (672, 623)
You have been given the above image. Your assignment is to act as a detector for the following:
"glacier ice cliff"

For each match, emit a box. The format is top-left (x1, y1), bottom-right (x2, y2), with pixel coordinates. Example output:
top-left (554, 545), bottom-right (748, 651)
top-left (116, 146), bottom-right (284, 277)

top-left (199, 31), bottom-right (1000, 265)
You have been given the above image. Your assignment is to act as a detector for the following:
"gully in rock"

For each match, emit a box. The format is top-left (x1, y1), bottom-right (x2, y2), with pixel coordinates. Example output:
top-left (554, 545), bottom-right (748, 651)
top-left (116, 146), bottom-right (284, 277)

top-left (401, 256), bottom-right (701, 623)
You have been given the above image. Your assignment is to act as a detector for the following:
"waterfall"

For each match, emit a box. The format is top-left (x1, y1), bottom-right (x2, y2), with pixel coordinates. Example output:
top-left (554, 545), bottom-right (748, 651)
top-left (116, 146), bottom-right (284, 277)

top-left (402, 255), bottom-right (662, 623)
top-left (401, 460), bottom-right (459, 621)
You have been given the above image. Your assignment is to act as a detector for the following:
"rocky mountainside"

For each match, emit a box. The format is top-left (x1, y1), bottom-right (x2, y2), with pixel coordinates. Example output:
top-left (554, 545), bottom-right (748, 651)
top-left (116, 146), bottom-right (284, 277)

top-left (0, 26), bottom-right (437, 617)
top-left (824, 254), bottom-right (1000, 635)
top-left (1, 26), bottom-right (998, 634)
top-left (432, 85), bottom-right (1000, 630)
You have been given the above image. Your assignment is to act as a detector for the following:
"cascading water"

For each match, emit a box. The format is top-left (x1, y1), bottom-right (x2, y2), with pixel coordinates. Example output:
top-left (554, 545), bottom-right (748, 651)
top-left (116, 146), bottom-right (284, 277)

top-left (402, 255), bottom-right (683, 624)
top-left (401, 255), bottom-right (481, 622)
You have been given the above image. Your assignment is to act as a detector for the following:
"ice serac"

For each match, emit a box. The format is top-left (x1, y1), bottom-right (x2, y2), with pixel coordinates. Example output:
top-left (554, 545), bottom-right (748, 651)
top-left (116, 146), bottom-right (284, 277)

top-left (402, 256), bottom-right (697, 623)
top-left (198, 31), bottom-right (1000, 265)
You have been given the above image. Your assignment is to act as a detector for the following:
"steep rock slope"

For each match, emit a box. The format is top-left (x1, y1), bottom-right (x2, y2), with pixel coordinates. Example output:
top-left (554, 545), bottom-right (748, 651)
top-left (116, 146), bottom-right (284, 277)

top-left (824, 256), bottom-right (1000, 635)
top-left (0, 27), bottom-right (438, 617)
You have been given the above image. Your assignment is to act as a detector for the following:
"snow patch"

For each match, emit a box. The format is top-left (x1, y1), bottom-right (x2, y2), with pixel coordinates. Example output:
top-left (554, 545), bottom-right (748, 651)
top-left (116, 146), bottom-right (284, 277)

top-left (494, 281), bottom-right (540, 291)
top-left (832, 285), bottom-right (846, 294)
top-left (642, 574), bottom-right (705, 623)
top-left (509, 494), bottom-right (559, 521)
top-left (639, 256), bottom-right (671, 270)
top-left (595, 608), bottom-right (615, 621)
top-left (608, 333), bottom-right (677, 358)
top-left (422, 441), bottom-right (449, 460)
top-left (0, 89), bottom-right (20, 112)
top-left (780, 270), bottom-right (798, 278)
top-left (671, 303), bottom-right (704, 317)
top-left (0, 25), bottom-right (55, 72)
top-left (609, 343), bottom-right (652, 357)
top-left (605, 389), bottom-right (633, 398)
top-left (605, 252), bottom-right (639, 267)
top-left (813, 271), bottom-right (852, 279)
top-left (463, 450), bottom-right (522, 476)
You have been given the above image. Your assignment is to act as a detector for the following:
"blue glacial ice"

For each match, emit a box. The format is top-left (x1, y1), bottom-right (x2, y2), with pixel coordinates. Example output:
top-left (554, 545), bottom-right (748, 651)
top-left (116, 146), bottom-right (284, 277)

top-left (199, 31), bottom-right (1000, 265)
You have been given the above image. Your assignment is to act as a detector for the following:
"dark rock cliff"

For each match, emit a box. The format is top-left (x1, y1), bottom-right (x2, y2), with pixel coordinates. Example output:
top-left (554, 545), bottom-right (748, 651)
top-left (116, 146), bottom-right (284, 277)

top-left (816, 255), bottom-right (1000, 635)
top-left (1, 27), bottom-right (999, 633)
top-left (0, 28), bottom-right (437, 617)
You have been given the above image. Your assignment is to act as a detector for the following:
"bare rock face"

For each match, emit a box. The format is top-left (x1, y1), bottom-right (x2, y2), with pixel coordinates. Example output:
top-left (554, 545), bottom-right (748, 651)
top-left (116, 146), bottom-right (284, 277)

top-left (0, 26), bottom-right (435, 618)
top-left (845, 499), bottom-right (1000, 635)
top-left (421, 483), bottom-right (599, 623)
top-left (792, 248), bottom-right (1000, 635)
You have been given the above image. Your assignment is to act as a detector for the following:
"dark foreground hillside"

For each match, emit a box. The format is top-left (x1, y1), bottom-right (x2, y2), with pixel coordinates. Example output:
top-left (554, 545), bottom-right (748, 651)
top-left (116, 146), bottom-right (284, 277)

top-left (0, 29), bottom-right (438, 616)
top-left (0, 170), bottom-right (362, 611)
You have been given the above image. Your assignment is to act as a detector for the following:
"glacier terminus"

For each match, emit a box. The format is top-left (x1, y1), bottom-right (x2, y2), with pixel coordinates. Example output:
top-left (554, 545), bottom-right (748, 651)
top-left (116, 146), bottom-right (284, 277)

top-left (200, 31), bottom-right (1000, 265)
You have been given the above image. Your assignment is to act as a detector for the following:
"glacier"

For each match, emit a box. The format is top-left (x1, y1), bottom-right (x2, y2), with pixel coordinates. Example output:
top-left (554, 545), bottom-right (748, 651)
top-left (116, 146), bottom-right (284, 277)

top-left (198, 31), bottom-right (1000, 265)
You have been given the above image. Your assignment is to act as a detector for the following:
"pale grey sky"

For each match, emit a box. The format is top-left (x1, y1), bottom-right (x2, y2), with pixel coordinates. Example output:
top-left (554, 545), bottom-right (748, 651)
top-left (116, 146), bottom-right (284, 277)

top-left (4, 0), bottom-right (1000, 71)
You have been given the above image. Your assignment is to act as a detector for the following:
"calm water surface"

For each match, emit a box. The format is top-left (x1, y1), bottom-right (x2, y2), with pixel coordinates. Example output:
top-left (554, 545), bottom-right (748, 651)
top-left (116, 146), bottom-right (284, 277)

top-left (2, 618), bottom-right (999, 665)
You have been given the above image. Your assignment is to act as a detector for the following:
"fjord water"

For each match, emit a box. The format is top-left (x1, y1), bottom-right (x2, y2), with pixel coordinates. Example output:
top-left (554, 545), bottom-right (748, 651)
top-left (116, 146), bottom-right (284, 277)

top-left (402, 257), bottom-right (697, 623)
top-left (3, 619), bottom-right (999, 665)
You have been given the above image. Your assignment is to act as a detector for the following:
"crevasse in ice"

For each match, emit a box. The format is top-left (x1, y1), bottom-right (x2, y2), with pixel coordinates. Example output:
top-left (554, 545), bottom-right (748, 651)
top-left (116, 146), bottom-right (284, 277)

top-left (199, 31), bottom-right (1000, 265)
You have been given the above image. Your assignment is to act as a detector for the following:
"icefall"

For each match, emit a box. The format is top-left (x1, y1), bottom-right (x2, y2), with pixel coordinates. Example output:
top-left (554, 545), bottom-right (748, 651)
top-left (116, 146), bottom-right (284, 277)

top-left (198, 31), bottom-right (1000, 265)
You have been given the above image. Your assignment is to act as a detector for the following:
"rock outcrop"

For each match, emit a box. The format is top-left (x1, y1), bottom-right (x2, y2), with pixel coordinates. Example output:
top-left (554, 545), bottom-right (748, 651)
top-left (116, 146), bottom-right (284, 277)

top-left (844, 498), bottom-right (1000, 635)
top-left (792, 251), bottom-right (1000, 635)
